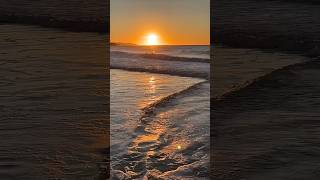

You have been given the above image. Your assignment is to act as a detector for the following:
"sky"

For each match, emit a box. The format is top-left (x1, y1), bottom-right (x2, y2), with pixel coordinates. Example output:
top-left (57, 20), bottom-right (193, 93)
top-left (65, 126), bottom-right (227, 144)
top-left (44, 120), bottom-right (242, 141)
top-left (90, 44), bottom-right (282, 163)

top-left (111, 0), bottom-right (210, 45)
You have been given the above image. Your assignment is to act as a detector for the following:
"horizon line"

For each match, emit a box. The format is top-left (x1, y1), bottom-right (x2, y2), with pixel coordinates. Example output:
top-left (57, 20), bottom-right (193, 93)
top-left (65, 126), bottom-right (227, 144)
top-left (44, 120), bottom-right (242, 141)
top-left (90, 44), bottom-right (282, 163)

top-left (111, 42), bottom-right (210, 46)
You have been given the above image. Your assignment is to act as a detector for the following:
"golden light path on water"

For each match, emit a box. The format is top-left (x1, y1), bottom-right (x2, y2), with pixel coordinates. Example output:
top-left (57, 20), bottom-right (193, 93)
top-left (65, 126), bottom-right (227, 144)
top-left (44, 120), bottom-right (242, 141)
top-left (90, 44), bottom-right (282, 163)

top-left (130, 74), bottom-right (190, 160)
top-left (111, 69), bottom-right (207, 178)
top-left (137, 75), bottom-right (163, 109)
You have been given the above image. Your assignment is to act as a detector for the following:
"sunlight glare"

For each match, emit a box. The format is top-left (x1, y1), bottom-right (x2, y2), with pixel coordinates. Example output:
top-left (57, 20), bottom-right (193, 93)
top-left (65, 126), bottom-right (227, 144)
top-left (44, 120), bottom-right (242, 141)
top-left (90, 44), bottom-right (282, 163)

top-left (145, 33), bottom-right (159, 46)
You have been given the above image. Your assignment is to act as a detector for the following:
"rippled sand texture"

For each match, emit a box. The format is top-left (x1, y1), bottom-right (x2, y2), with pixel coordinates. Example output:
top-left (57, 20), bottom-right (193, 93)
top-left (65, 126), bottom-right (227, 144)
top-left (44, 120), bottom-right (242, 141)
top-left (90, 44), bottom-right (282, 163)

top-left (0, 25), bottom-right (108, 179)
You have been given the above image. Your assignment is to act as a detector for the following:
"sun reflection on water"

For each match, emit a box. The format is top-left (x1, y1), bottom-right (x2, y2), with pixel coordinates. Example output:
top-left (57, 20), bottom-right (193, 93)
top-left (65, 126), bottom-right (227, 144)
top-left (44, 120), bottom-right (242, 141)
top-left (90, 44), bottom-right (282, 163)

top-left (148, 76), bottom-right (156, 94)
top-left (129, 108), bottom-right (190, 167)
top-left (149, 76), bottom-right (155, 83)
top-left (111, 69), bottom-right (210, 178)
top-left (137, 75), bottom-right (163, 109)
top-left (113, 70), bottom-right (199, 157)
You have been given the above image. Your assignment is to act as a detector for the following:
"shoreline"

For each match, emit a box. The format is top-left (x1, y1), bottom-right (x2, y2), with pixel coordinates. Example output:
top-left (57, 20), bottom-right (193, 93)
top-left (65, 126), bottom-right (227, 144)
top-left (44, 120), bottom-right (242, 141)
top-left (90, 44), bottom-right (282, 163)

top-left (110, 67), bottom-right (209, 80)
top-left (111, 69), bottom-right (210, 179)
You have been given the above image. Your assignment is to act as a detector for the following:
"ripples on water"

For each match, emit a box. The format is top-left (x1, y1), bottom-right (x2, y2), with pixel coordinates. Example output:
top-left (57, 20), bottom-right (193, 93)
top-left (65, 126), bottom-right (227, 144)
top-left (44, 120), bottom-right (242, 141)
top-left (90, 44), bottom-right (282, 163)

top-left (111, 70), bottom-right (204, 151)
top-left (0, 25), bottom-right (108, 179)
top-left (110, 69), bottom-right (209, 178)
top-left (111, 45), bottom-right (210, 59)
top-left (110, 45), bottom-right (210, 179)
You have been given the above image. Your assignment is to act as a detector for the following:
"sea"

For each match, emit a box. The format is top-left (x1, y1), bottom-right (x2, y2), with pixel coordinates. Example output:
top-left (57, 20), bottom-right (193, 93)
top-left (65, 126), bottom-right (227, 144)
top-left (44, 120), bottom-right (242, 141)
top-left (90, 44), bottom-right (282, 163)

top-left (0, 24), bottom-right (109, 180)
top-left (110, 44), bottom-right (308, 179)
top-left (0, 24), bottom-right (310, 180)
top-left (110, 45), bottom-right (211, 179)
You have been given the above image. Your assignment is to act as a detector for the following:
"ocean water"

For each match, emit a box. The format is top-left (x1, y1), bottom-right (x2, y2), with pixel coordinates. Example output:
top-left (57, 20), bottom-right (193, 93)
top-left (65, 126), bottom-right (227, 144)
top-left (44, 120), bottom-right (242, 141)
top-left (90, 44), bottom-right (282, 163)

top-left (111, 45), bottom-right (210, 59)
top-left (111, 45), bottom-right (210, 79)
top-left (110, 45), bottom-right (210, 179)
top-left (212, 46), bottom-right (312, 179)
top-left (0, 24), bottom-right (311, 180)
top-left (213, 47), bottom-right (308, 97)
top-left (0, 25), bottom-right (108, 179)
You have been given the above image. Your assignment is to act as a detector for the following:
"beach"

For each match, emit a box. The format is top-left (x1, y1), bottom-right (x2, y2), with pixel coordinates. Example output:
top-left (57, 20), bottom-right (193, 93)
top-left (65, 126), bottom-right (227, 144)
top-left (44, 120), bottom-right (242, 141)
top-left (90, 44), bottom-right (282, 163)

top-left (110, 45), bottom-right (210, 179)
top-left (213, 0), bottom-right (320, 179)
top-left (1, 0), bottom-right (320, 179)
top-left (0, 0), bottom-right (212, 179)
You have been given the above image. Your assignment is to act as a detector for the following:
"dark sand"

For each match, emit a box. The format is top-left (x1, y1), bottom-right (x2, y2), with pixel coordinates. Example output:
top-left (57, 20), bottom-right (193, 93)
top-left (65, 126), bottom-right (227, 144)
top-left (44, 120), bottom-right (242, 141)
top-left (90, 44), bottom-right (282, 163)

top-left (213, 0), bottom-right (320, 179)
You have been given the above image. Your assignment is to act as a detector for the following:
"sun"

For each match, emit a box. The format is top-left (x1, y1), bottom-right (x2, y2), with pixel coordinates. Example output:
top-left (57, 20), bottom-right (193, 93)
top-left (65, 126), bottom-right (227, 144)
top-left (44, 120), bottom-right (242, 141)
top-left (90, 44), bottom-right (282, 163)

top-left (145, 33), bottom-right (159, 46)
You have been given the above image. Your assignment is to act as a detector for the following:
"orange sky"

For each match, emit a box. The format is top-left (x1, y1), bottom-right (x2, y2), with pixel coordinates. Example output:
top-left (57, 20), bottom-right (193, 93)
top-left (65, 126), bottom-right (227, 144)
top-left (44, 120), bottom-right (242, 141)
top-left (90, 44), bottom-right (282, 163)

top-left (111, 0), bottom-right (210, 45)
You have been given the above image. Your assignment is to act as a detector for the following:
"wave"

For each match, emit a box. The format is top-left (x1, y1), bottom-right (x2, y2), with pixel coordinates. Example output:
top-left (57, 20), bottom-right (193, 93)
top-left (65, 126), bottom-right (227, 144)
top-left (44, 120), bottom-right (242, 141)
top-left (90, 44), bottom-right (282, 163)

top-left (111, 51), bottom-right (210, 63)
top-left (111, 80), bottom-right (209, 179)
top-left (111, 51), bottom-right (210, 79)
top-left (211, 60), bottom-right (314, 140)
top-left (212, 60), bottom-right (314, 102)
top-left (111, 66), bottom-right (209, 80)
top-left (140, 80), bottom-right (208, 120)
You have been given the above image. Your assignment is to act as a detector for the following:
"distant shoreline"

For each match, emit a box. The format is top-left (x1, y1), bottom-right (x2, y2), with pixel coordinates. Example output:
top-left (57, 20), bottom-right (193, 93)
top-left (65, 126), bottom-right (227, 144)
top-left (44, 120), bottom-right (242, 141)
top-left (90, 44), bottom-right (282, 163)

top-left (111, 42), bottom-right (210, 46)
